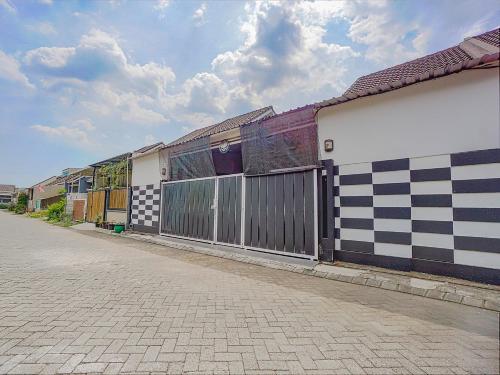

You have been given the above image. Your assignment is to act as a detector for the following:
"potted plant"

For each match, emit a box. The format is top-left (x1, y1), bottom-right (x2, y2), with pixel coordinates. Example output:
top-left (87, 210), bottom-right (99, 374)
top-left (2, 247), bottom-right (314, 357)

top-left (114, 223), bottom-right (125, 234)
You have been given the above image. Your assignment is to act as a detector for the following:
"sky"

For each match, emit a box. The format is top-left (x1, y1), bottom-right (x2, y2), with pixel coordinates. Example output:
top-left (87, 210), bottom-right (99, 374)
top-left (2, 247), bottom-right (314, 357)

top-left (0, 0), bottom-right (499, 187)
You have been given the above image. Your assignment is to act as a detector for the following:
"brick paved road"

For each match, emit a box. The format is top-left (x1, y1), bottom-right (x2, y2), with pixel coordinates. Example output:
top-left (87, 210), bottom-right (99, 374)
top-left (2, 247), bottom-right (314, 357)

top-left (0, 211), bottom-right (498, 374)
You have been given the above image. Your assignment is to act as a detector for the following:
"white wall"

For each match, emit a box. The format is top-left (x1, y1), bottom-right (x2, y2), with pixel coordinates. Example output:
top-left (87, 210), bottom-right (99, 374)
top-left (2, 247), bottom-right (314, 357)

top-left (317, 68), bottom-right (500, 164)
top-left (131, 151), bottom-right (161, 187)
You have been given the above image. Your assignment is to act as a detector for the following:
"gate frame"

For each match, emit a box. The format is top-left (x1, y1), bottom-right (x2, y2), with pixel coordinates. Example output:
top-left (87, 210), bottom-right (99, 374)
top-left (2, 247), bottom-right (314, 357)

top-left (158, 170), bottom-right (319, 261)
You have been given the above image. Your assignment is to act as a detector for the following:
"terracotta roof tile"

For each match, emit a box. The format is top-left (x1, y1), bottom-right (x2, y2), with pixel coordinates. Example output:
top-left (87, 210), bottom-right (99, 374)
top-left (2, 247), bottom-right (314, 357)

top-left (167, 106), bottom-right (274, 147)
top-left (318, 28), bottom-right (499, 109)
top-left (344, 46), bottom-right (473, 96)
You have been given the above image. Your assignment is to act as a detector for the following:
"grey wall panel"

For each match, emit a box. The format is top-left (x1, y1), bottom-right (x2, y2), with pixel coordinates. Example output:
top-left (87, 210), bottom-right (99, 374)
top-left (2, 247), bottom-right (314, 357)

top-left (259, 176), bottom-right (268, 249)
top-left (267, 175), bottom-right (276, 250)
top-left (275, 174), bottom-right (285, 251)
top-left (235, 177), bottom-right (242, 244)
top-left (284, 174), bottom-right (295, 253)
top-left (244, 178), bottom-right (252, 246)
top-left (251, 177), bottom-right (259, 247)
top-left (304, 170), bottom-right (315, 255)
top-left (294, 173), bottom-right (305, 254)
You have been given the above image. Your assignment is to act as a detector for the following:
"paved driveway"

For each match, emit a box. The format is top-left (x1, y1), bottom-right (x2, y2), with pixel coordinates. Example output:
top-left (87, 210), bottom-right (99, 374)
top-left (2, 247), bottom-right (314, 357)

top-left (0, 211), bottom-right (498, 374)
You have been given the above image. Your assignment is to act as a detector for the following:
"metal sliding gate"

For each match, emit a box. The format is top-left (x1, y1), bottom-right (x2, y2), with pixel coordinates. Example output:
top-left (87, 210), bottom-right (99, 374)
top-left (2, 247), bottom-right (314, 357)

top-left (160, 170), bottom-right (318, 259)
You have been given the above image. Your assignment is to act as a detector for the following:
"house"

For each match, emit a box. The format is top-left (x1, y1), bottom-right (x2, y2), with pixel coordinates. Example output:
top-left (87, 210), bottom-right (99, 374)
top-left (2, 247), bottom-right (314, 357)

top-left (28, 176), bottom-right (58, 211)
top-left (316, 28), bottom-right (499, 284)
top-left (86, 152), bottom-right (132, 224)
top-left (130, 103), bottom-right (328, 260)
top-left (0, 184), bottom-right (16, 205)
top-left (129, 106), bottom-right (275, 234)
top-left (61, 167), bottom-right (94, 221)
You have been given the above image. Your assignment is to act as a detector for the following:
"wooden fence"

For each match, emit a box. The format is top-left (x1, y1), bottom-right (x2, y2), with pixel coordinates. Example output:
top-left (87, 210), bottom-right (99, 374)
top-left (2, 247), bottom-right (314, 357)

top-left (109, 189), bottom-right (127, 210)
top-left (86, 191), bottom-right (105, 222)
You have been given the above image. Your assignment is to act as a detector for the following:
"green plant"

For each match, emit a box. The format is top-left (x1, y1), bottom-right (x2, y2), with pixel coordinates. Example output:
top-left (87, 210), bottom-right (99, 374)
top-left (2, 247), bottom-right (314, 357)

top-left (47, 197), bottom-right (66, 221)
top-left (27, 210), bottom-right (48, 218)
top-left (13, 192), bottom-right (28, 214)
top-left (98, 160), bottom-right (128, 189)
top-left (0, 203), bottom-right (9, 209)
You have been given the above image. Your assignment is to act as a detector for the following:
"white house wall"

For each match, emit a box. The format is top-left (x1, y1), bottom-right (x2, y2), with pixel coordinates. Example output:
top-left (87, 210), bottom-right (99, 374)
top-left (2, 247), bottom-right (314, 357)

top-left (318, 68), bottom-right (500, 284)
top-left (131, 151), bottom-right (161, 233)
top-left (318, 68), bottom-right (500, 163)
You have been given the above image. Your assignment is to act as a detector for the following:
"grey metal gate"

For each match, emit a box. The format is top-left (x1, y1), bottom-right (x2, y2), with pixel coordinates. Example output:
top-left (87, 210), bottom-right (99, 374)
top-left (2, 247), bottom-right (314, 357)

top-left (160, 170), bottom-right (318, 259)
top-left (160, 178), bottom-right (215, 241)
top-left (216, 175), bottom-right (242, 246)
top-left (244, 170), bottom-right (317, 257)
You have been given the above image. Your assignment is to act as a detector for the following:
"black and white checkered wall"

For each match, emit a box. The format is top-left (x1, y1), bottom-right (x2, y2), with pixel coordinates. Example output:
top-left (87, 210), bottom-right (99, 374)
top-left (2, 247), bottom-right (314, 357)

top-left (131, 184), bottom-right (161, 233)
top-left (333, 148), bottom-right (500, 284)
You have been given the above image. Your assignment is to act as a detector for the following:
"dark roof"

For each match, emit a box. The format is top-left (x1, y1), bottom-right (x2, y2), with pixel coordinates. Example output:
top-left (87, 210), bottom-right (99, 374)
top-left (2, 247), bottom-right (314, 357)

top-left (474, 28), bottom-right (500, 47)
top-left (134, 142), bottom-right (164, 154)
top-left (167, 106), bottom-right (274, 147)
top-left (318, 28), bottom-right (499, 109)
top-left (89, 152), bottom-right (131, 167)
top-left (344, 46), bottom-right (472, 96)
top-left (0, 184), bottom-right (15, 193)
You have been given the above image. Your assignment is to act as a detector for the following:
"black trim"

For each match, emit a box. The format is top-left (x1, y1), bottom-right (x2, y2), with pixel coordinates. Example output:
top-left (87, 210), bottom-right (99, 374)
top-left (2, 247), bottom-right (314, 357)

top-left (132, 186), bottom-right (140, 191)
top-left (412, 245), bottom-right (454, 263)
top-left (372, 158), bottom-right (409, 172)
top-left (146, 184), bottom-right (154, 190)
top-left (333, 165), bottom-right (339, 176)
top-left (334, 228), bottom-right (340, 239)
top-left (341, 218), bottom-right (374, 230)
top-left (334, 207), bottom-right (340, 218)
top-left (454, 236), bottom-right (500, 254)
top-left (412, 258), bottom-right (500, 285)
top-left (334, 243), bottom-right (500, 285)
top-left (340, 196), bottom-right (373, 207)
top-left (411, 194), bottom-right (452, 207)
top-left (452, 178), bottom-right (500, 193)
top-left (374, 207), bottom-right (411, 219)
top-left (375, 231), bottom-right (411, 245)
top-left (410, 167), bottom-right (451, 182)
top-left (339, 173), bottom-right (372, 185)
top-left (453, 208), bottom-right (500, 223)
top-left (373, 183), bottom-right (410, 195)
top-left (451, 148), bottom-right (500, 166)
top-left (132, 224), bottom-right (159, 234)
top-left (333, 186), bottom-right (339, 196)
top-left (412, 220), bottom-right (453, 234)
top-left (340, 240), bottom-right (374, 254)
top-left (153, 189), bottom-right (161, 194)
top-left (334, 249), bottom-right (410, 271)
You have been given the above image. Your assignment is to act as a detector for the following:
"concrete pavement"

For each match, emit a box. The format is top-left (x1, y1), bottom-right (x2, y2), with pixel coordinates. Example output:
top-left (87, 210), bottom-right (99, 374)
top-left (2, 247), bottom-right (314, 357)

top-left (0, 211), bottom-right (498, 374)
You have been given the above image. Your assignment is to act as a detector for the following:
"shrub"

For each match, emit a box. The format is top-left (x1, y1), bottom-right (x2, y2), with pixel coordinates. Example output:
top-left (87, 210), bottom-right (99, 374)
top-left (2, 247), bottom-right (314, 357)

top-left (12, 192), bottom-right (28, 214)
top-left (0, 203), bottom-right (9, 209)
top-left (27, 210), bottom-right (48, 218)
top-left (47, 198), bottom-right (66, 221)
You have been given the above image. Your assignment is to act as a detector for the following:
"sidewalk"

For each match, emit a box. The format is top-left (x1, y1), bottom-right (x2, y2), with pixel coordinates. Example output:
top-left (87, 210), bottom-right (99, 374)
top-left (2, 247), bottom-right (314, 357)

top-left (73, 223), bottom-right (500, 312)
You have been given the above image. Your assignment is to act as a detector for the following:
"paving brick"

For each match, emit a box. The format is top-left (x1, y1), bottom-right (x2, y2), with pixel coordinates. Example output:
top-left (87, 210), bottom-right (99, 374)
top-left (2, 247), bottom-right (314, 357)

top-left (0, 212), bottom-right (497, 375)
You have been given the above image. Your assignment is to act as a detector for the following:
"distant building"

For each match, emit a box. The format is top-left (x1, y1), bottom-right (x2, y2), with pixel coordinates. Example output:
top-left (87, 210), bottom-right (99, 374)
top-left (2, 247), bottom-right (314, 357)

top-left (0, 184), bottom-right (16, 205)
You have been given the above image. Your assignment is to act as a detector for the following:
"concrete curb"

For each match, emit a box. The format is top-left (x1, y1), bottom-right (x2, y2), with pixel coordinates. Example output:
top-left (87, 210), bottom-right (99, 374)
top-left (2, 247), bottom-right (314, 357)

top-left (93, 228), bottom-right (500, 312)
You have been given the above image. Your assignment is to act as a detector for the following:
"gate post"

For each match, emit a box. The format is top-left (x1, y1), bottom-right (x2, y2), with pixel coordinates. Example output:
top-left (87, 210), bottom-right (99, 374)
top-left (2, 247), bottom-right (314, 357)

top-left (320, 159), bottom-right (335, 262)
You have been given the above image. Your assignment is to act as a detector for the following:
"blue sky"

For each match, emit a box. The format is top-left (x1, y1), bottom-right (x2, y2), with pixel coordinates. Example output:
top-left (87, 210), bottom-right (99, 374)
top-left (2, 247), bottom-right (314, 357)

top-left (0, 0), bottom-right (498, 187)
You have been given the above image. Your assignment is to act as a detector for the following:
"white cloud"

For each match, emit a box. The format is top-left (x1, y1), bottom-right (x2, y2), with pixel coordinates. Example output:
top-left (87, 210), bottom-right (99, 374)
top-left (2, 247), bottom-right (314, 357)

top-left (27, 22), bottom-right (57, 36)
top-left (193, 3), bottom-right (207, 26)
top-left (0, 50), bottom-right (34, 89)
top-left (38, 0), bottom-right (53, 5)
top-left (154, 0), bottom-right (170, 18)
top-left (0, 0), bottom-right (16, 13)
top-left (25, 29), bottom-right (175, 98)
top-left (31, 124), bottom-right (90, 144)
